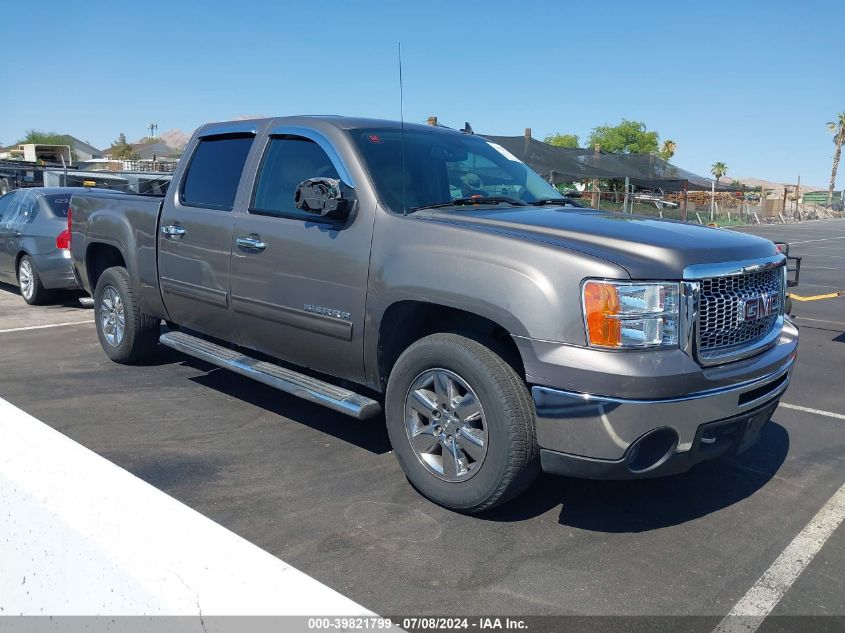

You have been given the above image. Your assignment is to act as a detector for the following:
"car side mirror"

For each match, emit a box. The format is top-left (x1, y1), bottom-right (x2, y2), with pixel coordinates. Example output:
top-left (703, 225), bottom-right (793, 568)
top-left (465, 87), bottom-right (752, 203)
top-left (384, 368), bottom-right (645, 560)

top-left (294, 178), bottom-right (352, 220)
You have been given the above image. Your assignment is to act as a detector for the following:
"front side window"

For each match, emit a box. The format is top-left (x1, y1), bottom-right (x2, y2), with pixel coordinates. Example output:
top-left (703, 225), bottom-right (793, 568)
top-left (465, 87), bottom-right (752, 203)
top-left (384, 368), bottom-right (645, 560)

top-left (350, 128), bottom-right (561, 213)
top-left (181, 134), bottom-right (254, 210)
top-left (251, 136), bottom-right (340, 218)
top-left (0, 193), bottom-right (13, 223)
top-left (2, 191), bottom-right (38, 228)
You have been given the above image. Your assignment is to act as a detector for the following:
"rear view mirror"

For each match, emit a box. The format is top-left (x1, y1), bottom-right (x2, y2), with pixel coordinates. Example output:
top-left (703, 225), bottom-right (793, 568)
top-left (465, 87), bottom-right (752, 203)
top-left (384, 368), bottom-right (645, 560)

top-left (294, 178), bottom-right (352, 220)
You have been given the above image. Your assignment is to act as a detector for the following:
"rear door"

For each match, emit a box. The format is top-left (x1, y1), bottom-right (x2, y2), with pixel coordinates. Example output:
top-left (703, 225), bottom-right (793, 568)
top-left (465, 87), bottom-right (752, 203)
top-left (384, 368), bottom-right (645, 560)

top-left (157, 127), bottom-right (257, 341)
top-left (0, 192), bottom-right (17, 279)
top-left (229, 128), bottom-right (373, 382)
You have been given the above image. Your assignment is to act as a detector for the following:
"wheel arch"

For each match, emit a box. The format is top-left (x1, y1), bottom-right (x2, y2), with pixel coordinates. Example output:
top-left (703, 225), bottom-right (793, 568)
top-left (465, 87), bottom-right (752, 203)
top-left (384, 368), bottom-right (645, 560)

top-left (372, 300), bottom-right (525, 392)
top-left (85, 241), bottom-right (127, 293)
top-left (15, 249), bottom-right (31, 276)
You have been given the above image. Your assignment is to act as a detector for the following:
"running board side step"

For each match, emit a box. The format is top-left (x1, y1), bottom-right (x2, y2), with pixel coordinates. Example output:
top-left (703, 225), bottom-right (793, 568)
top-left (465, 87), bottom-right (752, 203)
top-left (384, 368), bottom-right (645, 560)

top-left (159, 331), bottom-right (381, 420)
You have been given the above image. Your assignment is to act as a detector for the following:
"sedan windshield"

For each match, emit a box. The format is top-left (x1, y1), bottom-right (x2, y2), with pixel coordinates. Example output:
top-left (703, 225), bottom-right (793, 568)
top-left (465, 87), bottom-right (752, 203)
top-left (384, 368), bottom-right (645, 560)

top-left (349, 127), bottom-right (562, 213)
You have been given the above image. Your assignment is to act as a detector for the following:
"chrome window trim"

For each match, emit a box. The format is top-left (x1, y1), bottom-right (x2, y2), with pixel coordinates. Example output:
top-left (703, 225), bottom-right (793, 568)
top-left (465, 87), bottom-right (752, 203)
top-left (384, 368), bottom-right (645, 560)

top-left (266, 125), bottom-right (356, 187)
top-left (197, 123), bottom-right (259, 138)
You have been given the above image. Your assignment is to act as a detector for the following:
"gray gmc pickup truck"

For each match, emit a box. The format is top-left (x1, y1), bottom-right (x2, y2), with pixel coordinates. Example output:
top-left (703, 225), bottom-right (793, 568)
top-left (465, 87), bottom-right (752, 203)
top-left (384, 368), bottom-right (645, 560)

top-left (69, 116), bottom-right (798, 513)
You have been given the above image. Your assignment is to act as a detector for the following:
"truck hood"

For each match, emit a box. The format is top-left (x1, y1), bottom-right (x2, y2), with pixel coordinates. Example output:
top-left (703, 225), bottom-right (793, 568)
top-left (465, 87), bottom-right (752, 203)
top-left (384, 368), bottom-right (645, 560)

top-left (418, 206), bottom-right (780, 279)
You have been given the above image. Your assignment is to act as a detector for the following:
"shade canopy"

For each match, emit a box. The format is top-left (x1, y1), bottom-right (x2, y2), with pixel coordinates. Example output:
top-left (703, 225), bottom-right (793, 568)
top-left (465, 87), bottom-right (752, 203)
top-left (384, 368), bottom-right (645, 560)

top-left (482, 135), bottom-right (729, 191)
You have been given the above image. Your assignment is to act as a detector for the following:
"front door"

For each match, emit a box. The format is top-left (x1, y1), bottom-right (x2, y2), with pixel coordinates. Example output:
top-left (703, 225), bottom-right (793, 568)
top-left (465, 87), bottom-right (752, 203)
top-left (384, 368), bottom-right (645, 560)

top-left (158, 131), bottom-right (256, 341)
top-left (230, 131), bottom-right (373, 383)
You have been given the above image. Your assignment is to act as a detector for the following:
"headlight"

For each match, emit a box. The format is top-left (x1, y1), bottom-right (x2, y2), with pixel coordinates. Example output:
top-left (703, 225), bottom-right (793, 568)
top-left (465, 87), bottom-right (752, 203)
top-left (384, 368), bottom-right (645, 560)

top-left (582, 280), bottom-right (680, 348)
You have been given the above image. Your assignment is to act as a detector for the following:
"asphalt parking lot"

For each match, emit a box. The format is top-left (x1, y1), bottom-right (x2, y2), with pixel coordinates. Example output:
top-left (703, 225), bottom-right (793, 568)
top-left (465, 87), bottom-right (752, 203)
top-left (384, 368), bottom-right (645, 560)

top-left (1, 219), bottom-right (843, 624)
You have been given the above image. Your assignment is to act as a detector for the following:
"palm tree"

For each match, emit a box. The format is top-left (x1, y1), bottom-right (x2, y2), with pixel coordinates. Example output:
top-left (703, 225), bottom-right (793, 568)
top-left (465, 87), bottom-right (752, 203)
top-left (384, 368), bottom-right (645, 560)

top-left (826, 113), bottom-right (845, 207)
top-left (711, 162), bottom-right (727, 186)
top-left (660, 139), bottom-right (677, 161)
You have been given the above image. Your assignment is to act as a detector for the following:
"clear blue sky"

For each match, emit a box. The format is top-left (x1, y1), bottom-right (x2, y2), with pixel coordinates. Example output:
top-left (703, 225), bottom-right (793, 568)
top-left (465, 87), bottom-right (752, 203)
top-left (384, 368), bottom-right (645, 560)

top-left (1, 0), bottom-right (842, 187)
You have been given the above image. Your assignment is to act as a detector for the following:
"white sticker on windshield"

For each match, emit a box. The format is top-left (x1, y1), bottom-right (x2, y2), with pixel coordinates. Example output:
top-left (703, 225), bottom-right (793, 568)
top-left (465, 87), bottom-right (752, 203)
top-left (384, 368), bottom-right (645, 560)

top-left (487, 142), bottom-right (522, 163)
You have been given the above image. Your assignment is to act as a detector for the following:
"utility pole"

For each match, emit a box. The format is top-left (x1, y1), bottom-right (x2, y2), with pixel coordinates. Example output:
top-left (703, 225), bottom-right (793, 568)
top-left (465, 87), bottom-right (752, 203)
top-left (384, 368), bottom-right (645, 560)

top-left (148, 122), bottom-right (158, 140)
top-left (591, 144), bottom-right (601, 209)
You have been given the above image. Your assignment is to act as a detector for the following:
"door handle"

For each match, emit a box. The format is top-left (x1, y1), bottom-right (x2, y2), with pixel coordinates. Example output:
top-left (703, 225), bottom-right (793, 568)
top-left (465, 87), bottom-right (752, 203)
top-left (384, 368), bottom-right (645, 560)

top-left (161, 224), bottom-right (186, 239)
top-left (236, 236), bottom-right (267, 252)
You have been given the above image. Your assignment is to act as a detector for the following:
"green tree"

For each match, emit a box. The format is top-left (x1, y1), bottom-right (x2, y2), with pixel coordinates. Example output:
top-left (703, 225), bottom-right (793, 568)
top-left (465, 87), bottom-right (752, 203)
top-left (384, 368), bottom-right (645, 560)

top-left (711, 161), bottom-right (728, 186)
top-left (659, 139), bottom-right (677, 161)
top-left (20, 129), bottom-right (72, 145)
top-left (826, 112), bottom-right (845, 206)
top-left (586, 119), bottom-right (660, 154)
top-left (109, 133), bottom-right (138, 160)
top-left (544, 133), bottom-right (579, 148)
top-left (140, 136), bottom-right (164, 145)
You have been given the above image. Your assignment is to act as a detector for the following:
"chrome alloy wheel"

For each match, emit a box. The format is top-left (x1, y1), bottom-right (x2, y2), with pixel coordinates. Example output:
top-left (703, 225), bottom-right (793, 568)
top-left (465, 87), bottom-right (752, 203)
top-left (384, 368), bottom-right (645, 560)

top-left (404, 368), bottom-right (488, 482)
top-left (18, 259), bottom-right (34, 300)
top-left (100, 286), bottom-right (126, 347)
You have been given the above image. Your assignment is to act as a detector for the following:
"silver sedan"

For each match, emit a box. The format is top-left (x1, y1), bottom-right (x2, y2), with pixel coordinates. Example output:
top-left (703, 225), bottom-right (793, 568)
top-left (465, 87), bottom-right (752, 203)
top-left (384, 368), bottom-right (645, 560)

top-left (0, 187), bottom-right (93, 304)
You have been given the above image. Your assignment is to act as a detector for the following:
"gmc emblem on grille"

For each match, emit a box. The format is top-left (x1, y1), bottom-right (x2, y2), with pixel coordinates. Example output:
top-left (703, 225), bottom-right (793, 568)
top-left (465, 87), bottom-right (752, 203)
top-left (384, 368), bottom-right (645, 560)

top-left (739, 292), bottom-right (780, 322)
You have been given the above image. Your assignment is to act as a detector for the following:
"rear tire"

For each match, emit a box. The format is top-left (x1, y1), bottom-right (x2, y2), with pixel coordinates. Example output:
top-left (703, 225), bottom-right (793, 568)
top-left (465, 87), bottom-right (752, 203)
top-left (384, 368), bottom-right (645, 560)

top-left (18, 255), bottom-right (52, 305)
top-left (385, 333), bottom-right (539, 514)
top-left (94, 266), bottom-right (160, 364)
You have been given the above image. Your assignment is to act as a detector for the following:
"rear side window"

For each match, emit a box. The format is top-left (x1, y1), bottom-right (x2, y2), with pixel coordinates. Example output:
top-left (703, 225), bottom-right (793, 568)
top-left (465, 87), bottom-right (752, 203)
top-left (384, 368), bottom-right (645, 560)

top-left (251, 136), bottom-right (340, 218)
top-left (180, 134), bottom-right (254, 210)
top-left (44, 194), bottom-right (71, 217)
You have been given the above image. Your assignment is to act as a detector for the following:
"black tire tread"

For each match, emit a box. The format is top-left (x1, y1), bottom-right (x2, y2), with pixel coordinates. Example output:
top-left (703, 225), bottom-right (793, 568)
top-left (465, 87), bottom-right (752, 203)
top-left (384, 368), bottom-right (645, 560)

top-left (94, 266), bottom-right (159, 364)
top-left (388, 333), bottom-right (539, 514)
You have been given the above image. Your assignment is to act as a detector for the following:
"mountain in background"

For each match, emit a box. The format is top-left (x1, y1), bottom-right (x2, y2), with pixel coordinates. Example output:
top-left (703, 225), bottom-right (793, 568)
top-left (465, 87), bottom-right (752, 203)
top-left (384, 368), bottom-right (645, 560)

top-left (158, 129), bottom-right (191, 150)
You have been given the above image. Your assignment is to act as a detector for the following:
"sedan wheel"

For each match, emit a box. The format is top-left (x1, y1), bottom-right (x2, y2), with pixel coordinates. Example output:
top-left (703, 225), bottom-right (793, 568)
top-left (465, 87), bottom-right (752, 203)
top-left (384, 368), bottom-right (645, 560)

top-left (17, 255), bottom-right (50, 305)
top-left (18, 259), bottom-right (34, 301)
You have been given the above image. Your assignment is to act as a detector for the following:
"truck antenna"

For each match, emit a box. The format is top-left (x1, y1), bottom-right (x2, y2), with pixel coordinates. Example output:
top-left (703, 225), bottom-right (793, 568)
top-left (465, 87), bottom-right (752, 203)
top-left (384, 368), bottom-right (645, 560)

top-left (398, 42), bottom-right (407, 215)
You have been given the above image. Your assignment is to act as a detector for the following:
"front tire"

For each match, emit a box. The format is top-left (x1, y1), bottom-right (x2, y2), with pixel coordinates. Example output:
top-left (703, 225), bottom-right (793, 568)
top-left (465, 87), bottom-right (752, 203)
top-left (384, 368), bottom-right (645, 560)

top-left (385, 333), bottom-right (539, 513)
top-left (18, 255), bottom-right (51, 305)
top-left (94, 267), bottom-right (160, 364)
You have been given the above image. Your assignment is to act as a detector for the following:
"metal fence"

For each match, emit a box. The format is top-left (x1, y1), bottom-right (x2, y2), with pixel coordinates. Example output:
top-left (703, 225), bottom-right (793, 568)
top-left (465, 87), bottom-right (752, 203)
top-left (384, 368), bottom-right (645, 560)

top-left (577, 188), bottom-right (844, 225)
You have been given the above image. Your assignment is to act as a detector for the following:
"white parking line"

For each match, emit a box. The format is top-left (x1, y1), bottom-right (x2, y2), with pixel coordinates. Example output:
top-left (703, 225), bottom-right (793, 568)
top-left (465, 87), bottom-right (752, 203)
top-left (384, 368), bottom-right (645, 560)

top-left (0, 397), bottom-right (370, 616)
top-left (794, 316), bottom-right (845, 328)
top-left (712, 399), bottom-right (845, 633)
top-left (790, 236), bottom-right (845, 245)
top-left (780, 403), bottom-right (845, 420)
top-left (712, 483), bottom-right (845, 633)
top-left (0, 320), bottom-right (94, 334)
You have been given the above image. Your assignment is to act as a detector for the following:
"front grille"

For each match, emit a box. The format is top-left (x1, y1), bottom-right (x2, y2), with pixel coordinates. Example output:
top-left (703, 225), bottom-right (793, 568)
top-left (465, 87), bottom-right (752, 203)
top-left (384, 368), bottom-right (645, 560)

top-left (698, 267), bottom-right (783, 357)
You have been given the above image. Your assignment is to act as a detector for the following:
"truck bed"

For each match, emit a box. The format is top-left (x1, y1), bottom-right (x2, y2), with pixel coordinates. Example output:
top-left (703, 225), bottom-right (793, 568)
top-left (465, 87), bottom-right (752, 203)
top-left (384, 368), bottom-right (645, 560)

top-left (69, 191), bottom-right (164, 301)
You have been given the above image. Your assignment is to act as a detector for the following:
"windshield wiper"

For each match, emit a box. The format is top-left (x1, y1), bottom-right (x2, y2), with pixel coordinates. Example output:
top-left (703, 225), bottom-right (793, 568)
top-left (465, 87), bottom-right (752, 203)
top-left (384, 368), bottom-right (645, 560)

top-left (411, 196), bottom-right (527, 212)
top-left (528, 197), bottom-right (586, 207)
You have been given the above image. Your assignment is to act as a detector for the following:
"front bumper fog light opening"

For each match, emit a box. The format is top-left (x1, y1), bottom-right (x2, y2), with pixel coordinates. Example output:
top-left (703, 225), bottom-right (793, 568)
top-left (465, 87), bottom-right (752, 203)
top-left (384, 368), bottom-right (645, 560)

top-left (626, 427), bottom-right (679, 474)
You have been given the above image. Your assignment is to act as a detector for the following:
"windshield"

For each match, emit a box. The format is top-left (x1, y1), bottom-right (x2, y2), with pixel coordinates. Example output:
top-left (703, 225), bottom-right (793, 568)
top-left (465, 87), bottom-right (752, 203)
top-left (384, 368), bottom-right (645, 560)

top-left (350, 128), bottom-right (562, 213)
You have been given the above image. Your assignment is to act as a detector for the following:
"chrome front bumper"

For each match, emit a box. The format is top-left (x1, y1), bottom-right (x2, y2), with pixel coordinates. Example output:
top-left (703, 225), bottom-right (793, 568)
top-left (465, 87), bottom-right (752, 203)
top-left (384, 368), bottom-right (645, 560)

top-left (533, 354), bottom-right (793, 459)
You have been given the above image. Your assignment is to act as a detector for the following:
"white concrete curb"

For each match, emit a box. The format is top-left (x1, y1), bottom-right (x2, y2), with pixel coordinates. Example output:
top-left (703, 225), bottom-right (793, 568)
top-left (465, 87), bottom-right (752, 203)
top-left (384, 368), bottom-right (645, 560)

top-left (0, 397), bottom-right (371, 616)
